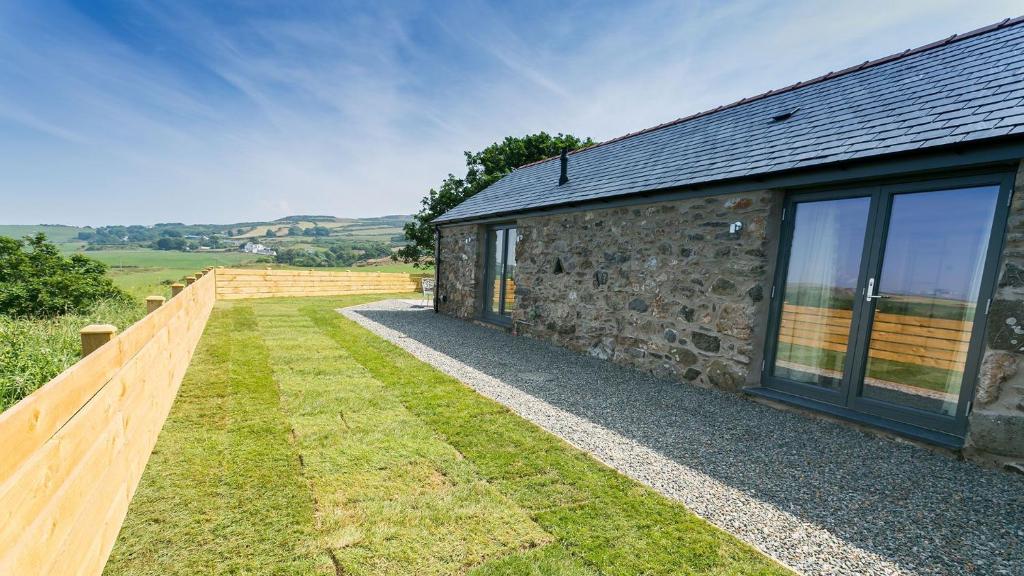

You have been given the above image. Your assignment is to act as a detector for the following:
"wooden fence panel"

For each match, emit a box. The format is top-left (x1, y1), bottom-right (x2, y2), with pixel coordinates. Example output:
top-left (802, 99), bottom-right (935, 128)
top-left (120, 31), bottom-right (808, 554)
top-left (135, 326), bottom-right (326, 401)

top-left (0, 272), bottom-right (216, 576)
top-left (778, 303), bottom-right (972, 371)
top-left (215, 268), bottom-right (418, 300)
top-left (0, 268), bottom-right (427, 575)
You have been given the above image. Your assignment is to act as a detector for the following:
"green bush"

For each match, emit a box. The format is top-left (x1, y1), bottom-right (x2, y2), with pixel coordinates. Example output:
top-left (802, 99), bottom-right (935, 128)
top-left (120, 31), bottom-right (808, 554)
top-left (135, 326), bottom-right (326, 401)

top-left (0, 233), bottom-right (130, 318)
top-left (0, 298), bottom-right (144, 411)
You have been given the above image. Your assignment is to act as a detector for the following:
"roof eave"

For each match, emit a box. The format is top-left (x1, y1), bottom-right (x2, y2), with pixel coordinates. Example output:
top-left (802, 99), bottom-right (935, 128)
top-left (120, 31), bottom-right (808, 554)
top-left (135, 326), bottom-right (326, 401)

top-left (433, 136), bottom-right (1024, 227)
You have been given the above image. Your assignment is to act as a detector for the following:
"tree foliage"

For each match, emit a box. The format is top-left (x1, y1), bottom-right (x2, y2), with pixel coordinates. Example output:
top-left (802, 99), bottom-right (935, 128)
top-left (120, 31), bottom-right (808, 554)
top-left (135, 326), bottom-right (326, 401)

top-left (153, 237), bottom-right (187, 251)
top-left (397, 132), bottom-right (594, 262)
top-left (302, 226), bottom-right (330, 237)
top-left (0, 234), bottom-right (130, 318)
top-left (274, 240), bottom-right (392, 268)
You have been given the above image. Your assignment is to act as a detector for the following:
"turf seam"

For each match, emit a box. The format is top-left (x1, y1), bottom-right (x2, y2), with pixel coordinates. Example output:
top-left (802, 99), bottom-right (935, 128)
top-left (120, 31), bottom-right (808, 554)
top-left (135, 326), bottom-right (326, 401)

top-left (337, 302), bottom-right (802, 576)
top-left (302, 307), bottom-right (608, 576)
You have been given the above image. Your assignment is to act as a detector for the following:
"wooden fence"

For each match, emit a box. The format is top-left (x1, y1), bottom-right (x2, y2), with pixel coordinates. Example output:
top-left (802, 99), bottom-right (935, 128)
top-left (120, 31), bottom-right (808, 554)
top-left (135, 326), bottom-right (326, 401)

top-left (490, 278), bottom-right (517, 310)
top-left (778, 303), bottom-right (971, 371)
top-left (0, 271), bottom-right (216, 575)
top-left (216, 268), bottom-right (419, 299)
top-left (0, 267), bottom-right (423, 575)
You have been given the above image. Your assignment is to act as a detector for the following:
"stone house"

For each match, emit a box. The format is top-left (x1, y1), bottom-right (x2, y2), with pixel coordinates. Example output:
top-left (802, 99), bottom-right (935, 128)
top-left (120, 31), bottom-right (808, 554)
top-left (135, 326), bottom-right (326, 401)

top-left (431, 18), bottom-right (1024, 466)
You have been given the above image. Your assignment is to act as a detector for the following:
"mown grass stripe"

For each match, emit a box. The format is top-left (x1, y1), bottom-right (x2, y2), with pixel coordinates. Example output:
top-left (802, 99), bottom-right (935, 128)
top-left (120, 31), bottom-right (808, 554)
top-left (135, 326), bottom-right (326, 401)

top-left (250, 298), bottom-right (550, 576)
top-left (305, 302), bottom-right (791, 576)
top-left (104, 302), bottom-right (327, 575)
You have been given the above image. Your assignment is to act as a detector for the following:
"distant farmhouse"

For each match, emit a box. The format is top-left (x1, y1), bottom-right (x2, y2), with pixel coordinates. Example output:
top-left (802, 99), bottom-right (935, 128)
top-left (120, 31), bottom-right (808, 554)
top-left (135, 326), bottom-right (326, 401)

top-left (241, 242), bottom-right (277, 256)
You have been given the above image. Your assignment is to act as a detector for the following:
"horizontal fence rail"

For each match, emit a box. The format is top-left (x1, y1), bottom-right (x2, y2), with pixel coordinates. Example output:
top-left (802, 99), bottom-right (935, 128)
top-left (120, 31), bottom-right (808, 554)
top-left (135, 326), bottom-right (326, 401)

top-left (0, 271), bottom-right (217, 576)
top-left (778, 303), bottom-right (971, 371)
top-left (0, 267), bottom-right (426, 576)
top-left (216, 269), bottom-right (419, 299)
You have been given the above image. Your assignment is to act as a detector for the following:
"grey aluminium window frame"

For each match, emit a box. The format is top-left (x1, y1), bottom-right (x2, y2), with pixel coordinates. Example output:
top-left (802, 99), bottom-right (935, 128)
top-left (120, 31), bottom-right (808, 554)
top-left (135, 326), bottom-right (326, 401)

top-left (482, 223), bottom-right (517, 325)
top-left (756, 170), bottom-right (1015, 446)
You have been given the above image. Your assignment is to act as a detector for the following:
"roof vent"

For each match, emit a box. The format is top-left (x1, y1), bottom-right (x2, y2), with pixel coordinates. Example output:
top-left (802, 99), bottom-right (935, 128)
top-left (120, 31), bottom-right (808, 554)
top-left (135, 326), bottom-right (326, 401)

top-left (771, 108), bottom-right (798, 122)
top-left (558, 148), bottom-right (569, 185)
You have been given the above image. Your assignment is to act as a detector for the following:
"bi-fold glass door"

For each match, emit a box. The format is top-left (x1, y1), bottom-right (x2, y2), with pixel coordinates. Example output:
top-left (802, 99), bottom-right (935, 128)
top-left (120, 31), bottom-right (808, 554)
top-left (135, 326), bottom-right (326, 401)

top-left (764, 174), bottom-right (1012, 438)
top-left (484, 225), bottom-right (517, 323)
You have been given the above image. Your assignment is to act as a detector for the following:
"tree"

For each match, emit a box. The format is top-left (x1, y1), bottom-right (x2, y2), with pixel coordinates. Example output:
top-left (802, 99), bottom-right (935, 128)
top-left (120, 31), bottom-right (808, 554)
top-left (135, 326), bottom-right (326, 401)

top-left (288, 226), bottom-right (303, 236)
top-left (0, 233), bottom-right (129, 318)
top-left (265, 229), bottom-right (277, 238)
top-left (153, 237), bottom-right (186, 251)
top-left (397, 132), bottom-right (593, 263)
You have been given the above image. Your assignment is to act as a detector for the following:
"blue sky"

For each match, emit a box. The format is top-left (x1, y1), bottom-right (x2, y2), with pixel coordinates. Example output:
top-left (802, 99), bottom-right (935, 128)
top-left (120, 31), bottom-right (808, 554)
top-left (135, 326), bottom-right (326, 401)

top-left (0, 1), bottom-right (1020, 225)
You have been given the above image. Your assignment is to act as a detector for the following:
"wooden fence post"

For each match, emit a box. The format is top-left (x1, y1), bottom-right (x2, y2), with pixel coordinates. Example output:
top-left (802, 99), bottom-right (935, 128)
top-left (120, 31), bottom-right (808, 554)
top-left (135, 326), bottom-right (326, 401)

top-left (146, 295), bottom-right (165, 314)
top-left (170, 283), bottom-right (184, 296)
top-left (185, 276), bottom-right (196, 286)
top-left (80, 324), bottom-right (117, 357)
top-left (194, 273), bottom-right (203, 281)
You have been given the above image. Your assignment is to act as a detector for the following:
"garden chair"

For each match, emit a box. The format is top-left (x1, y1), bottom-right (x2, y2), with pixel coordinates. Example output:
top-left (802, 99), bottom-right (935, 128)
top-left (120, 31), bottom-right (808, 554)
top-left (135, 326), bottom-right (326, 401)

top-left (420, 277), bottom-right (435, 305)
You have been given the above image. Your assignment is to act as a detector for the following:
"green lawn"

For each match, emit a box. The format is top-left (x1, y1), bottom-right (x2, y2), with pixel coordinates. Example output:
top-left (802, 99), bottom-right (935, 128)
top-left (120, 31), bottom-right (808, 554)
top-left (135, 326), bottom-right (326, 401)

top-left (105, 295), bottom-right (789, 576)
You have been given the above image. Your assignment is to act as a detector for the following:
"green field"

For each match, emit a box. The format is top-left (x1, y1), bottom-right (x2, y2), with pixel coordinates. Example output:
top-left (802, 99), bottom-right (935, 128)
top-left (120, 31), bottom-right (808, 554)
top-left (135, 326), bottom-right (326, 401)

top-left (0, 224), bottom-right (88, 252)
top-left (257, 261), bottom-right (433, 275)
top-left (0, 224), bottom-right (85, 243)
top-left (85, 250), bottom-right (262, 299)
top-left (81, 249), bottom-right (430, 299)
top-left (105, 296), bottom-right (790, 576)
top-left (347, 262), bottom-right (433, 274)
top-left (233, 216), bottom-right (407, 243)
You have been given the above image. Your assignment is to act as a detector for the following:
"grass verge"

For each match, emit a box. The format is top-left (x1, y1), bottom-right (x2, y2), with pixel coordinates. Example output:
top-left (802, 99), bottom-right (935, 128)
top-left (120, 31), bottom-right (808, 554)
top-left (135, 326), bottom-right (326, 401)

top-left (0, 298), bottom-right (144, 411)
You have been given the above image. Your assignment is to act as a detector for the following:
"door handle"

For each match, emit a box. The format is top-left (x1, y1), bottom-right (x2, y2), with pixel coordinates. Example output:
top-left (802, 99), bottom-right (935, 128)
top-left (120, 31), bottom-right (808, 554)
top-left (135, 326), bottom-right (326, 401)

top-left (865, 277), bottom-right (890, 302)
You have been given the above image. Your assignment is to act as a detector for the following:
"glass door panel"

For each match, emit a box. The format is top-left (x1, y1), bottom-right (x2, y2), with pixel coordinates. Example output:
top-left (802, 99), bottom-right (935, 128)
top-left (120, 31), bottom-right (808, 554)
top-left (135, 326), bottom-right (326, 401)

top-left (858, 186), bottom-right (999, 417)
top-left (484, 226), bottom-right (518, 321)
top-left (486, 230), bottom-right (505, 317)
top-left (772, 196), bottom-right (871, 395)
top-left (503, 228), bottom-right (518, 316)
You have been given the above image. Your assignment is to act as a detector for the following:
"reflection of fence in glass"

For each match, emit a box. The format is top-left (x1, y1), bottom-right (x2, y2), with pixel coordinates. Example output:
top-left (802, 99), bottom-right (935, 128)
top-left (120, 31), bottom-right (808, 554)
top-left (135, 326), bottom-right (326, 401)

top-left (491, 279), bottom-right (517, 311)
top-left (777, 303), bottom-right (970, 385)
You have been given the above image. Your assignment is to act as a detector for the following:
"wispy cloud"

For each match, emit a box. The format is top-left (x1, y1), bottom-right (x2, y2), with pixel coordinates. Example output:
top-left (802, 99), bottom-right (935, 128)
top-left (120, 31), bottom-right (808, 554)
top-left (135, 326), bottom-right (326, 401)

top-left (0, 0), bottom-right (1019, 225)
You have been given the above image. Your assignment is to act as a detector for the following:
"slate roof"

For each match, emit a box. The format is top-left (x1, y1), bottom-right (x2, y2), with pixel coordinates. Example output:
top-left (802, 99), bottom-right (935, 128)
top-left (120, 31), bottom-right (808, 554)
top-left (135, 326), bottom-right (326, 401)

top-left (436, 17), bottom-right (1024, 224)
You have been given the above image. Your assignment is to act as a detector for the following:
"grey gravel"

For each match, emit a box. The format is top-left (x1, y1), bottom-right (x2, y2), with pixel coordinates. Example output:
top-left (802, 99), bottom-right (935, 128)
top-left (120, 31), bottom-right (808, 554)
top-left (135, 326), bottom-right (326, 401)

top-left (342, 300), bottom-right (1024, 576)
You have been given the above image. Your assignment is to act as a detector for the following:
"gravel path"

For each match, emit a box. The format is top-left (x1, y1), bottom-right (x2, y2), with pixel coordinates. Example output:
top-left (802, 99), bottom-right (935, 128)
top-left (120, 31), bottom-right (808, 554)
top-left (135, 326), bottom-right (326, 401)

top-left (342, 300), bottom-right (1024, 576)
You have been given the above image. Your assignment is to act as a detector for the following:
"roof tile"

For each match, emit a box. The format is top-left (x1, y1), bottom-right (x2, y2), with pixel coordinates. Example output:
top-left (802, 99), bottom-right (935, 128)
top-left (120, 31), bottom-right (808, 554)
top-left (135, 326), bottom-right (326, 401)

top-left (437, 19), bottom-right (1024, 223)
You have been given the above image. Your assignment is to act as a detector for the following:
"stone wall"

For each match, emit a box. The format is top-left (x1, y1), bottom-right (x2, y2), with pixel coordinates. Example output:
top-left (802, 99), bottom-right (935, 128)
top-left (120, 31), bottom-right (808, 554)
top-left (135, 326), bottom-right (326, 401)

top-left (967, 161), bottom-right (1024, 463)
top-left (511, 191), bottom-right (781, 390)
top-left (436, 223), bottom-right (481, 319)
top-left (437, 169), bottom-right (1024, 465)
